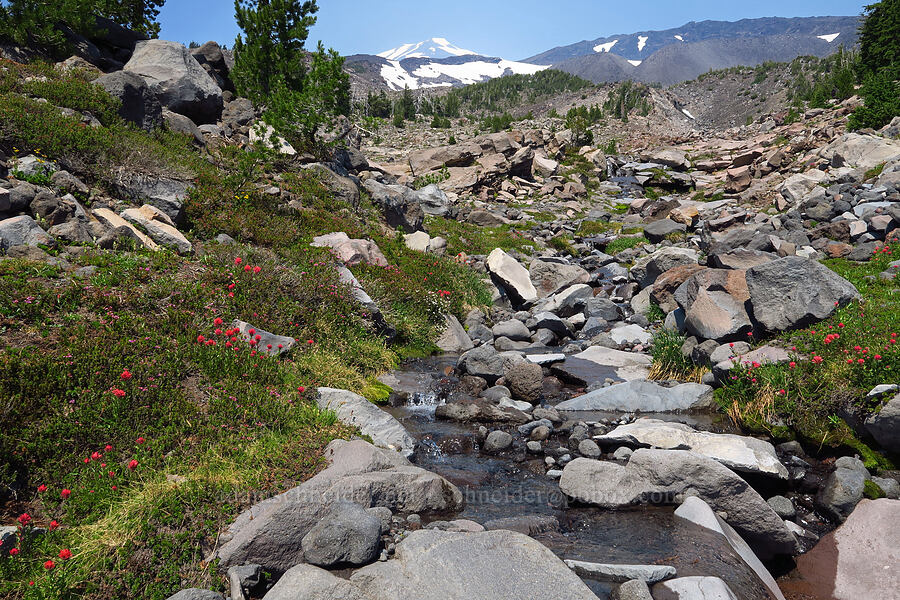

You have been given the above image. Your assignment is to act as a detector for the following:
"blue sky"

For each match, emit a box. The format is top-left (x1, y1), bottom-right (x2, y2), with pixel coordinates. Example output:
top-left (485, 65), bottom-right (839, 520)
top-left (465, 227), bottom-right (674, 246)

top-left (159, 0), bottom-right (867, 60)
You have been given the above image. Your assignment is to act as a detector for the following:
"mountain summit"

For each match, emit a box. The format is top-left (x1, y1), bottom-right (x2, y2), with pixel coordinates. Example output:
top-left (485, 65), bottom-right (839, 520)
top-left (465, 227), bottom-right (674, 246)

top-left (377, 37), bottom-right (477, 61)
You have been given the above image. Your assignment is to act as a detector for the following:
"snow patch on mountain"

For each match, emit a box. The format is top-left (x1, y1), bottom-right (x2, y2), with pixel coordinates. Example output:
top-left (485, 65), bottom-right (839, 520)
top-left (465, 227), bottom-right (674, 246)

top-left (379, 58), bottom-right (548, 90)
top-left (817, 32), bottom-right (841, 43)
top-left (594, 40), bottom-right (619, 53)
top-left (637, 36), bottom-right (649, 52)
top-left (627, 59), bottom-right (643, 67)
top-left (674, 35), bottom-right (684, 41)
top-left (378, 37), bottom-right (476, 61)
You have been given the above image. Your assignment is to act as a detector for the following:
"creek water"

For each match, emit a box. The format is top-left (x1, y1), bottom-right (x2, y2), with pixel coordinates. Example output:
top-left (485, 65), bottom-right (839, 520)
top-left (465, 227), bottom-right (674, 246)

top-left (378, 356), bottom-right (779, 600)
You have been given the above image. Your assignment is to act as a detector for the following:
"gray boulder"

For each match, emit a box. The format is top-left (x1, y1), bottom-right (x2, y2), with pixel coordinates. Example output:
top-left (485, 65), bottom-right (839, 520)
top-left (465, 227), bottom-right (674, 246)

top-left (189, 41), bottom-right (233, 92)
top-left (215, 439), bottom-right (462, 573)
top-left (317, 388), bottom-right (415, 458)
top-left (435, 314), bottom-right (474, 353)
top-left (165, 591), bottom-right (223, 600)
top-left (564, 560), bottom-right (675, 583)
top-left (301, 501), bottom-right (381, 567)
top-left (594, 419), bottom-right (788, 479)
top-left (555, 381), bottom-right (714, 413)
top-left (614, 580), bottom-right (653, 600)
top-left (0, 215), bottom-right (53, 251)
top-left (486, 248), bottom-right (537, 306)
top-left (458, 344), bottom-right (524, 383)
top-left (864, 392), bottom-right (900, 454)
top-left (504, 361), bottom-right (543, 404)
top-left (113, 172), bottom-right (189, 225)
top-left (745, 256), bottom-right (859, 332)
top-left (412, 184), bottom-right (450, 216)
top-left (529, 259), bottom-right (591, 298)
top-left (263, 564), bottom-right (370, 600)
top-left (817, 466), bottom-right (866, 522)
top-left (653, 577), bottom-right (738, 600)
top-left (349, 529), bottom-right (599, 600)
top-left (630, 247), bottom-right (699, 289)
top-left (124, 39), bottom-right (223, 124)
top-left (483, 430), bottom-right (513, 453)
top-left (362, 179), bottom-right (424, 233)
top-left (94, 70), bottom-right (162, 130)
top-left (492, 319), bottom-right (530, 342)
top-left (643, 219), bottom-right (687, 243)
top-left (559, 450), bottom-right (797, 557)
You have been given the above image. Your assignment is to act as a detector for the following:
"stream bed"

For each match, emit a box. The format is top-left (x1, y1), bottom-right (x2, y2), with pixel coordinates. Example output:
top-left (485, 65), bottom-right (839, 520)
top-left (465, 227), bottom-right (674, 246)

top-left (378, 356), bottom-right (780, 599)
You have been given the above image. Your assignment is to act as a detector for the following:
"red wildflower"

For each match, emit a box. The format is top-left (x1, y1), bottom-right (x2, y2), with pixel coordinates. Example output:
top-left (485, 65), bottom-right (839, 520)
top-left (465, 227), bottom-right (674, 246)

top-left (248, 328), bottom-right (256, 336)
top-left (61, 489), bottom-right (71, 499)
top-left (17, 513), bottom-right (31, 527)
top-left (111, 388), bottom-right (126, 398)
top-left (297, 386), bottom-right (306, 393)
top-left (58, 549), bottom-right (72, 560)
top-left (789, 361), bottom-right (796, 369)
top-left (875, 355), bottom-right (882, 360)
top-left (49, 521), bottom-right (59, 531)
top-left (858, 359), bottom-right (865, 365)
top-left (9, 548), bottom-right (18, 556)
top-left (105, 444), bottom-right (112, 451)
top-left (136, 436), bottom-right (145, 444)
top-left (197, 335), bottom-right (205, 343)
top-left (812, 356), bottom-right (824, 364)
top-left (120, 369), bottom-right (132, 380)
top-left (43, 560), bottom-right (54, 570)
top-left (128, 459), bottom-right (138, 470)
top-left (91, 451), bottom-right (101, 460)
top-left (244, 265), bottom-right (252, 272)
top-left (214, 317), bottom-right (224, 326)
top-left (234, 257), bottom-right (242, 265)
top-left (37, 484), bottom-right (46, 493)
top-left (253, 266), bottom-right (261, 274)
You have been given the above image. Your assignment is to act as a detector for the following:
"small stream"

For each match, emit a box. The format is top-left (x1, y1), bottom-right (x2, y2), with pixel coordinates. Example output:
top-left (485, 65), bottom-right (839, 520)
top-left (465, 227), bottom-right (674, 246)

top-left (379, 356), bottom-right (778, 600)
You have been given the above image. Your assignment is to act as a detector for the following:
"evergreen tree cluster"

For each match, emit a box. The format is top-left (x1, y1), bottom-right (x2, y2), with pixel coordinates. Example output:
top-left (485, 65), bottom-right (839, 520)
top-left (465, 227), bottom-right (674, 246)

top-left (0, 0), bottom-right (165, 55)
top-left (851, 0), bottom-right (900, 129)
top-left (603, 81), bottom-right (652, 123)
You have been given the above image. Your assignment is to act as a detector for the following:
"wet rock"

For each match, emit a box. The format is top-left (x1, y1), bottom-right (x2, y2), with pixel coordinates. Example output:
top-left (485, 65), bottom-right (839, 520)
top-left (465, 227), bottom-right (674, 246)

top-left (578, 439), bottom-right (602, 459)
top-left (504, 362), bottom-right (543, 404)
top-left (482, 514), bottom-right (558, 536)
top-left (317, 388), bottom-right (415, 458)
top-left (864, 392), bottom-right (900, 454)
top-left (788, 499), bottom-right (900, 600)
top-left (458, 345), bottom-right (525, 383)
top-left (301, 501), bottom-right (381, 567)
top-left (746, 256), bottom-right (859, 333)
top-left (767, 496), bottom-right (796, 520)
top-left (483, 430), bottom-right (513, 453)
top-left (349, 529), bottom-right (599, 600)
top-left (594, 418), bottom-right (788, 479)
top-left (555, 381), bottom-right (714, 413)
top-left (435, 398), bottom-right (530, 424)
top-left (551, 346), bottom-right (651, 386)
top-left (817, 465), bottom-right (866, 522)
top-left (559, 450), bottom-right (797, 557)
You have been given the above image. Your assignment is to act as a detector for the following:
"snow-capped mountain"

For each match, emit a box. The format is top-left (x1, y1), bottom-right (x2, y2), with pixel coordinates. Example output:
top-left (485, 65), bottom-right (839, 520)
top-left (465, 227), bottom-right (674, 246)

top-left (377, 37), bottom-right (476, 61)
top-left (524, 16), bottom-right (860, 85)
top-left (347, 38), bottom-right (547, 91)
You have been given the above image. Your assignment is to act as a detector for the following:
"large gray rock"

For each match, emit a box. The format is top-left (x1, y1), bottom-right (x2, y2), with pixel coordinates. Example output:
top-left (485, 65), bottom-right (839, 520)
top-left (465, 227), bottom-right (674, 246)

top-left (113, 172), bottom-right (190, 225)
top-left (820, 132), bottom-right (900, 171)
top-left (317, 388), bottom-right (415, 458)
top-left (504, 361), bottom-right (543, 404)
top-left (492, 319), bottom-right (530, 342)
top-left (189, 41), bottom-right (233, 92)
top-left (94, 70), bottom-right (162, 130)
top-left (263, 564), bottom-right (370, 600)
top-left (864, 393), bottom-right (900, 454)
top-left (458, 344), bottom-right (525, 383)
top-left (486, 248), bottom-right (537, 306)
top-left (362, 179), bottom-right (424, 233)
top-left (555, 381), bottom-right (715, 413)
top-left (594, 419), bottom-right (788, 479)
top-left (349, 529), bottom-right (599, 600)
top-left (631, 247), bottom-right (700, 289)
top-left (412, 184), bottom-right (450, 217)
top-left (0, 215), bottom-right (53, 251)
top-left (817, 466), bottom-right (866, 522)
top-left (614, 579), bottom-right (653, 600)
top-left (165, 590), bottom-right (223, 600)
top-left (124, 39), bottom-right (223, 124)
top-left (303, 163), bottom-right (360, 208)
top-left (789, 499), bottom-right (900, 600)
top-left (529, 259), bottom-right (591, 298)
top-left (216, 440), bottom-right (462, 573)
top-left (300, 501), bottom-right (381, 567)
top-left (435, 314), bottom-right (474, 353)
top-left (564, 560), bottom-right (676, 583)
top-left (559, 450), bottom-right (797, 557)
top-left (643, 219), bottom-right (687, 244)
top-left (675, 496), bottom-right (787, 600)
top-left (653, 576), bottom-right (738, 600)
top-left (483, 430), bottom-right (513, 453)
top-left (746, 256), bottom-right (859, 332)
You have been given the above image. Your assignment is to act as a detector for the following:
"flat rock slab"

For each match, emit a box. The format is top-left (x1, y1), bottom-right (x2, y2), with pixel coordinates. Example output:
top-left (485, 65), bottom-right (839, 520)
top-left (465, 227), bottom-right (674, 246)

top-left (349, 529), bottom-right (599, 600)
top-left (526, 353), bottom-right (566, 365)
top-left (564, 560), bottom-right (676, 583)
top-left (121, 205), bottom-right (193, 254)
top-left (263, 564), bottom-right (370, 600)
top-left (653, 576), bottom-right (739, 600)
top-left (786, 499), bottom-right (900, 600)
top-left (92, 208), bottom-right (159, 251)
top-left (318, 388), bottom-right (415, 458)
top-left (231, 320), bottom-right (295, 357)
top-left (555, 381), bottom-right (715, 413)
top-left (559, 450), bottom-right (797, 558)
top-left (594, 418), bottom-right (788, 479)
top-left (486, 248), bottom-right (537, 306)
top-left (552, 346), bottom-right (652, 386)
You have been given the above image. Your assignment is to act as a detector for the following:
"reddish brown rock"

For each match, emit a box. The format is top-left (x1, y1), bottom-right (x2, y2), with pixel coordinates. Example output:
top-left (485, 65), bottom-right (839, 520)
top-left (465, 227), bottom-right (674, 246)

top-left (651, 264), bottom-right (707, 313)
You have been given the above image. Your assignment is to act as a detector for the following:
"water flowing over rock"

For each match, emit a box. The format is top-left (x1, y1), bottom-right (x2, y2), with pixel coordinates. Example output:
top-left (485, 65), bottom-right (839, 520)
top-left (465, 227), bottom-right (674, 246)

top-left (559, 450), bottom-right (797, 557)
